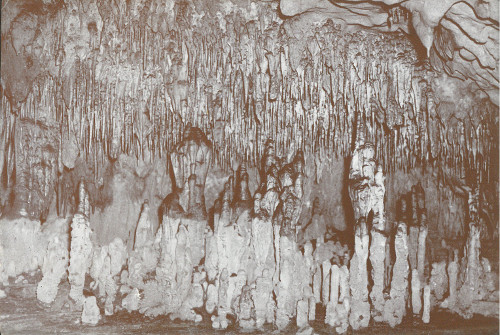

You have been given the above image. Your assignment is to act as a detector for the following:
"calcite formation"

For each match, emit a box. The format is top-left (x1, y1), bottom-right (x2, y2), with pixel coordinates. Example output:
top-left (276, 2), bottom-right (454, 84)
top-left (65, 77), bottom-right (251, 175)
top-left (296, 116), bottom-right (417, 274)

top-left (383, 222), bottom-right (409, 327)
top-left (348, 140), bottom-right (377, 330)
top-left (37, 235), bottom-right (69, 304)
top-left (0, 0), bottom-right (498, 333)
top-left (68, 181), bottom-right (93, 306)
top-left (89, 237), bottom-right (127, 315)
top-left (81, 296), bottom-right (101, 325)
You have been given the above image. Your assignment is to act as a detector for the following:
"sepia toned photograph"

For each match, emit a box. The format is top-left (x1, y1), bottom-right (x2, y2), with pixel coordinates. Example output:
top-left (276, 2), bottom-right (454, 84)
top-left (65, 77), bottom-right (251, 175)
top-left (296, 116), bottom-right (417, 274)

top-left (0, 0), bottom-right (498, 333)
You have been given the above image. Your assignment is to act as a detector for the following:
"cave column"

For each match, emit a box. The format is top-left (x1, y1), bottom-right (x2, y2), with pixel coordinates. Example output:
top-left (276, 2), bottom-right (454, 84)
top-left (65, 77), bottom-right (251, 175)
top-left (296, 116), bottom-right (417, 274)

top-left (348, 141), bottom-right (375, 330)
top-left (370, 165), bottom-right (387, 322)
top-left (383, 222), bottom-right (409, 327)
top-left (456, 188), bottom-right (482, 318)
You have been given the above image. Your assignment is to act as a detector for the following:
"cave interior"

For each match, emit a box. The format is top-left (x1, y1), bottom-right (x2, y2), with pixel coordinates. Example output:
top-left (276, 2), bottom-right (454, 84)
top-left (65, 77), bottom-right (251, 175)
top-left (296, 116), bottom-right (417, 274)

top-left (0, 0), bottom-right (499, 333)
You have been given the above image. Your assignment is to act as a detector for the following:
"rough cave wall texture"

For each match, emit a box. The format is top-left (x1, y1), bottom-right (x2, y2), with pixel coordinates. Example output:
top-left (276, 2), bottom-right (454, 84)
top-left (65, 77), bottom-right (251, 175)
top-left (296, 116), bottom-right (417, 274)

top-left (0, 0), bottom-right (498, 330)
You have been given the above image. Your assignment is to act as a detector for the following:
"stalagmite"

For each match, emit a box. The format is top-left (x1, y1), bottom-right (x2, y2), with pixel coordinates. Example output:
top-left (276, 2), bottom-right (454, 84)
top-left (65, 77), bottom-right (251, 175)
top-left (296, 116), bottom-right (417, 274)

top-left (68, 180), bottom-right (93, 306)
top-left (369, 229), bottom-right (386, 322)
top-left (442, 249), bottom-right (459, 310)
top-left (336, 253), bottom-right (351, 334)
top-left (383, 222), bottom-right (409, 327)
top-left (325, 263), bottom-right (340, 327)
top-left (206, 283), bottom-right (218, 315)
top-left (254, 269), bottom-right (273, 328)
top-left (348, 141), bottom-right (377, 330)
top-left (81, 296), bottom-right (101, 325)
top-left (37, 235), bottom-right (69, 304)
top-left (430, 261), bottom-right (448, 306)
top-left (212, 268), bottom-right (229, 329)
top-left (296, 295), bottom-right (309, 328)
top-left (422, 284), bottom-right (431, 323)
top-left (411, 268), bottom-right (422, 315)
top-left (0, 2), bottom-right (499, 334)
top-left (322, 260), bottom-right (331, 304)
top-left (349, 221), bottom-right (370, 330)
top-left (456, 190), bottom-right (482, 319)
top-left (312, 264), bottom-right (321, 305)
top-left (417, 218), bottom-right (428, 283)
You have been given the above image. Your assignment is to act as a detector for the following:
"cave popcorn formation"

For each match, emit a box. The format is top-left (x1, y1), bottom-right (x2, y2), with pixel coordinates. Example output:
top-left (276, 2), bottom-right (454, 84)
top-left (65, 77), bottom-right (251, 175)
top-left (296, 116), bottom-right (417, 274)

top-left (0, 0), bottom-right (498, 333)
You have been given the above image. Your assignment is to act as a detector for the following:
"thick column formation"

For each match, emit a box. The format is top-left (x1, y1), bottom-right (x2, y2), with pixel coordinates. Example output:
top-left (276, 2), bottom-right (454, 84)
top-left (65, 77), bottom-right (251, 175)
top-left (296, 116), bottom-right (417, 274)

top-left (408, 184), bottom-right (427, 317)
top-left (369, 164), bottom-right (387, 322)
top-left (348, 141), bottom-right (380, 330)
top-left (456, 189), bottom-right (482, 319)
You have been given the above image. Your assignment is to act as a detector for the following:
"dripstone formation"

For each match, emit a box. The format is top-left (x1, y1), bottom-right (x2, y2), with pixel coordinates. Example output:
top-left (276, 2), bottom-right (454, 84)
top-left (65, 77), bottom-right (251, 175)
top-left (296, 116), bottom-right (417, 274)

top-left (0, 0), bottom-right (498, 333)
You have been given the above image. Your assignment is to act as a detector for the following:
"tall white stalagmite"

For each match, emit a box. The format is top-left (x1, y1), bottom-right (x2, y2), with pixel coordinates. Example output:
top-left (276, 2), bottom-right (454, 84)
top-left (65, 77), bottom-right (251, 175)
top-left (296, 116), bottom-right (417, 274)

top-left (348, 140), bottom-right (376, 330)
top-left (254, 269), bottom-right (273, 327)
top-left (325, 263), bottom-right (340, 327)
top-left (444, 249), bottom-right (459, 310)
top-left (369, 229), bottom-right (386, 322)
top-left (456, 189), bottom-right (482, 319)
top-left (336, 254), bottom-right (350, 334)
top-left (322, 260), bottom-right (331, 304)
top-left (349, 221), bottom-right (370, 330)
top-left (417, 223), bottom-right (428, 283)
top-left (370, 164), bottom-right (386, 321)
top-left (411, 268), bottom-right (421, 315)
top-left (313, 264), bottom-right (321, 303)
top-left (37, 234), bottom-right (69, 304)
top-left (422, 284), bottom-right (431, 323)
top-left (383, 222), bottom-right (409, 327)
top-left (68, 180), bottom-right (93, 306)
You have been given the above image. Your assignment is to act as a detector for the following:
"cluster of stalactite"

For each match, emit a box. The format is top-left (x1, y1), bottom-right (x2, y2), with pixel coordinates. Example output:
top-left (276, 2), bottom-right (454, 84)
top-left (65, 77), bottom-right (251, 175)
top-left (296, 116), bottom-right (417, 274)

top-left (1, 1), bottom-right (497, 188)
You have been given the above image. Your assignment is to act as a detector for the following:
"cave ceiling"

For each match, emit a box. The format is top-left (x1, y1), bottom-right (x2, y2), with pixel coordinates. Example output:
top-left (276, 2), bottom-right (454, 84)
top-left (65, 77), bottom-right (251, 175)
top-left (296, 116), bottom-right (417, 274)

top-left (0, 0), bottom-right (498, 192)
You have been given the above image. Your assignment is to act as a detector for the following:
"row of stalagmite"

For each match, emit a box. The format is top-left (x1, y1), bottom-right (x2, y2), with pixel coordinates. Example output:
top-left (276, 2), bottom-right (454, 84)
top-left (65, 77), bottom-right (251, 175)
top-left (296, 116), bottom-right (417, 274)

top-left (30, 127), bottom-right (498, 329)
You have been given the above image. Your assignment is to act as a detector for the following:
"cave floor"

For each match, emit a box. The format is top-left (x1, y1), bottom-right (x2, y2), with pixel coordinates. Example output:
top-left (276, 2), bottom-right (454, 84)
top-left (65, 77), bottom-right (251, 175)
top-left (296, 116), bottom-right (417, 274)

top-left (0, 275), bottom-right (498, 335)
